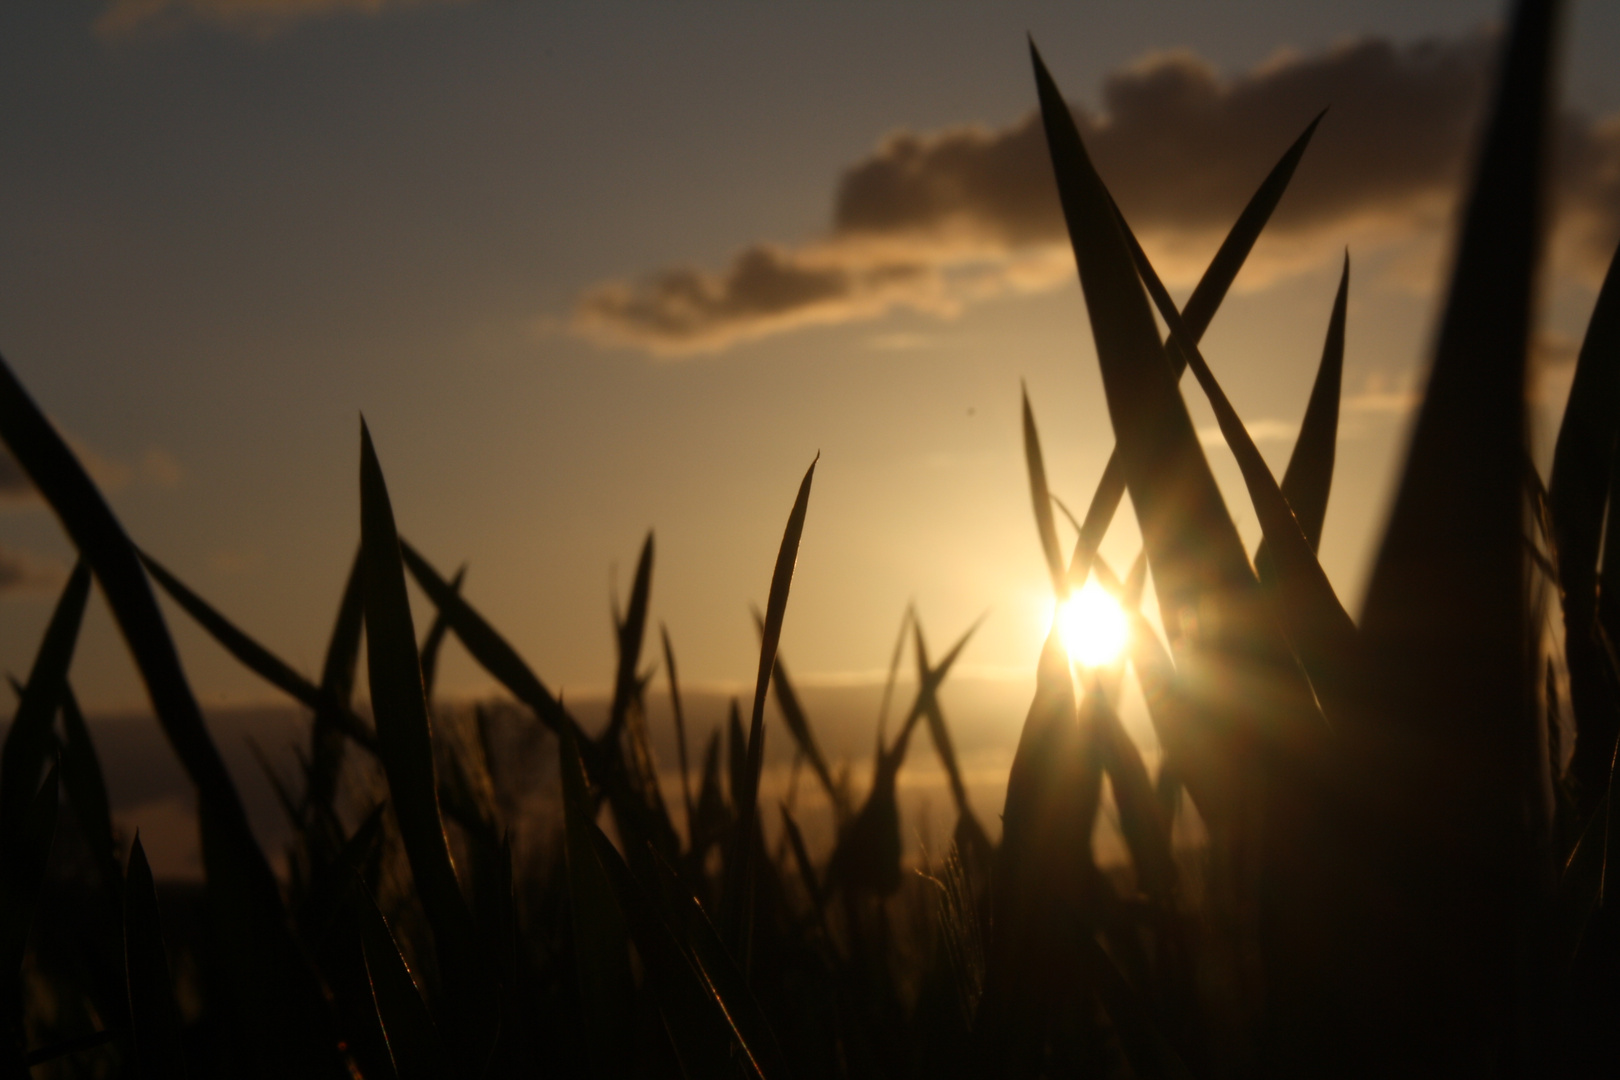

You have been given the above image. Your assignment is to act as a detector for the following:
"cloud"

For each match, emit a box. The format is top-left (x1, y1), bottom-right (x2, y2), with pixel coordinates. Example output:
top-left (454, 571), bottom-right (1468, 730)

top-left (0, 545), bottom-right (66, 596)
top-left (1198, 418), bottom-right (1299, 449)
top-left (575, 28), bottom-right (1620, 355)
top-left (95, 0), bottom-right (463, 37)
top-left (0, 442), bottom-right (183, 507)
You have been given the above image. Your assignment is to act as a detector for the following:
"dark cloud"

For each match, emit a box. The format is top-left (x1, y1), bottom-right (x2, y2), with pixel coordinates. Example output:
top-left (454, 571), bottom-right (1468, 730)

top-left (573, 244), bottom-right (964, 353)
top-left (0, 443), bottom-right (181, 506)
top-left (96, 0), bottom-right (463, 37)
top-left (0, 545), bottom-right (62, 595)
top-left (575, 29), bottom-right (1620, 355)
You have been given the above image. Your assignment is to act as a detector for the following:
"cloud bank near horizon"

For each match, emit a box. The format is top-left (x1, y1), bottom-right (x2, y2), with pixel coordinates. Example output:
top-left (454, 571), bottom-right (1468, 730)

top-left (573, 29), bottom-right (1620, 356)
top-left (95, 0), bottom-right (463, 37)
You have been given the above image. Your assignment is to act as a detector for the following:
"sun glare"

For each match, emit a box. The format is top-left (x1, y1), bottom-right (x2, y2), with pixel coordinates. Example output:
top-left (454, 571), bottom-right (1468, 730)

top-left (1056, 580), bottom-right (1130, 668)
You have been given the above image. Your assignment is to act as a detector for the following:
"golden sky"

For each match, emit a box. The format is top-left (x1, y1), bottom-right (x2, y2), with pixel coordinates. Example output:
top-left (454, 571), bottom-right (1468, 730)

top-left (1, 0), bottom-right (1617, 714)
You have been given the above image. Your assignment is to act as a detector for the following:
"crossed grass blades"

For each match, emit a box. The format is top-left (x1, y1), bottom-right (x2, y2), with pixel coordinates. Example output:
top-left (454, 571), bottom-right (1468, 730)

top-left (0, 0), bottom-right (1616, 1074)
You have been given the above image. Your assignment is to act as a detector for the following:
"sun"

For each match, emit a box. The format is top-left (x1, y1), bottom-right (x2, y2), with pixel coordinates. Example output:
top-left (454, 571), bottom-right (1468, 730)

top-left (1055, 579), bottom-right (1130, 668)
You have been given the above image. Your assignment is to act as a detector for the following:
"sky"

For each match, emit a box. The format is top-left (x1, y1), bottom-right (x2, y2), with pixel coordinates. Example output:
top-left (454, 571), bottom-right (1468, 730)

top-left (1, 0), bottom-right (1618, 720)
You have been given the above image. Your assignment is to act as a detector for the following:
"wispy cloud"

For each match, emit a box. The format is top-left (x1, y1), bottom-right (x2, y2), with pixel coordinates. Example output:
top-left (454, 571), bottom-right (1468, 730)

top-left (0, 442), bottom-right (182, 507)
top-left (1197, 418), bottom-right (1300, 449)
top-left (96, 0), bottom-right (464, 38)
top-left (0, 545), bottom-right (66, 596)
top-left (575, 29), bottom-right (1620, 356)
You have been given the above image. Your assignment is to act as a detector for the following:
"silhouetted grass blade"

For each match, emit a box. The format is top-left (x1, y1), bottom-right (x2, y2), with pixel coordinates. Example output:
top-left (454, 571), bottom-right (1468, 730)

top-left (584, 826), bottom-right (778, 1079)
top-left (123, 834), bottom-right (188, 1080)
top-left (660, 624), bottom-right (697, 840)
top-left (0, 560), bottom-right (89, 847)
top-left (23, 1030), bottom-right (123, 1070)
top-left (0, 353), bottom-right (347, 1072)
top-left (1076, 930), bottom-right (1195, 1080)
top-left (608, 532), bottom-right (653, 742)
top-left (727, 701), bottom-right (748, 815)
top-left (1096, 693), bottom-right (1174, 900)
top-left (418, 563), bottom-right (465, 706)
top-left (642, 846), bottom-right (793, 1079)
top-left (1022, 387), bottom-right (1068, 595)
top-left (358, 421), bottom-right (488, 1060)
top-left (0, 759), bottom-right (55, 1077)
top-left (779, 804), bottom-right (827, 928)
top-left (308, 547), bottom-right (369, 828)
top-left (690, 728), bottom-right (728, 858)
top-left (60, 684), bottom-right (120, 901)
top-left (978, 628), bottom-right (1085, 1063)
top-left (911, 621), bottom-right (987, 858)
top-left (827, 752), bottom-right (903, 897)
top-left (1031, 43), bottom-right (1255, 645)
top-left (1353, 0), bottom-right (1558, 1064)
top-left (1126, 610), bottom-right (1227, 827)
top-left (354, 881), bottom-right (453, 1080)
top-left (604, 541), bottom-right (682, 868)
top-left (557, 729), bottom-right (635, 1079)
top-left (141, 551), bottom-right (319, 708)
top-left (1255, 251), bottom-right (1348, 582)
top-left (399, 539), bottom-right (585, 746)
top-left (298, 802), bottom-right (387, 935)
top-left (1551, 240), bottom-right (1620, 803)
top-left (755, 620), bottom-right (836, 804)
top-left (1063, 111), bottom-right (1326, 582)
top-left (1, 760), bottom-right (56, 981)
top-left (726, 455), bottom-right (816, 964)
top-left (1119, 208), bottom-right (1355, 723)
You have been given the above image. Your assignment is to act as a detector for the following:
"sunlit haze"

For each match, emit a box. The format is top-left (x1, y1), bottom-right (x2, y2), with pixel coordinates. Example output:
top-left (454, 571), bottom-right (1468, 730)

top-left (1056, 581), bottom-right (1130, 668)
top-left (0, 0), bottom-right (1616, 721)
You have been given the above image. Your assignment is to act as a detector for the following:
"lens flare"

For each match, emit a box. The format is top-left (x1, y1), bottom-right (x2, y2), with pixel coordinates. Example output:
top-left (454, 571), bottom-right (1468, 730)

top-left (1056, 580), bottom-right (1130, 667)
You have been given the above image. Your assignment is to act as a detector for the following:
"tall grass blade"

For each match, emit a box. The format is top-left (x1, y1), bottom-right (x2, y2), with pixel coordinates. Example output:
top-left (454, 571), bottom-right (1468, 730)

top-left (585, 826), bottom-right (782, 1080)
top-left (354, 881), bottom-right (453, 1080)
top-left (399, 539), bottom-right (584, 746)
top-left (1022, 387), bottom-right (1068, 594)
top-left (727, 701), bottom-right (748, 812)
top-left (144, 548), bottom-right (378, 777)
top-left (725, 456), bottom-right (817, 964)
top-left (1096, 692), bottom-right (1174, 901)
top-left (642, 847), bottom-right (793, 1078)
top-left (607, 533), bottom-right (653, 743)
top-left (418, 563), bottom-right (465, 706)
top-left (1118, 208), bottom-right (1355, 723)
top-left (0, 760), bottom-right (55, 978)
top-left (756, 623), bottom-right (836, 805)
top-left (978, 629), bottom-right (1087, 1065)
top-left (1062, 111), bottom-right (1326, 582)
top-left (60, 684), bottom-right (121, 902)
top-left (123, 834), bottom-right (188, 1080)
top-left (690, 728), bottom-right (727, 857)
top-left (911, 621), bottom-right (989, 862)
top-left (778, 804), bottom-right (827, 927)
top-left (0, 352), bottom-right (343, 1073)
top-left (358, 421), bottom-right (489, 1059)
top-left (1076, 930), bottom-right (1196, 1080)
top-left (0, 760), bottom-right (55, 1078)
top-left (308, 547), bottom-right (368, 829)
top-left (557, 730), bottom-right (635, 1079)
top-left (1551, 241), bottom-right (1620, 803)
top-left (1255, 252), bottom-right (1349, 582)
top-left (660, 624), bottom-right (696, 841)
top-left (141, 551), bottom-right (319, 708)
top-left (1030, 42), bottom-right (1255, 652)
top-left (1, 561), bottom-right (89, 846)
top-left (1353, 0), bottom-right (1559, 1062)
